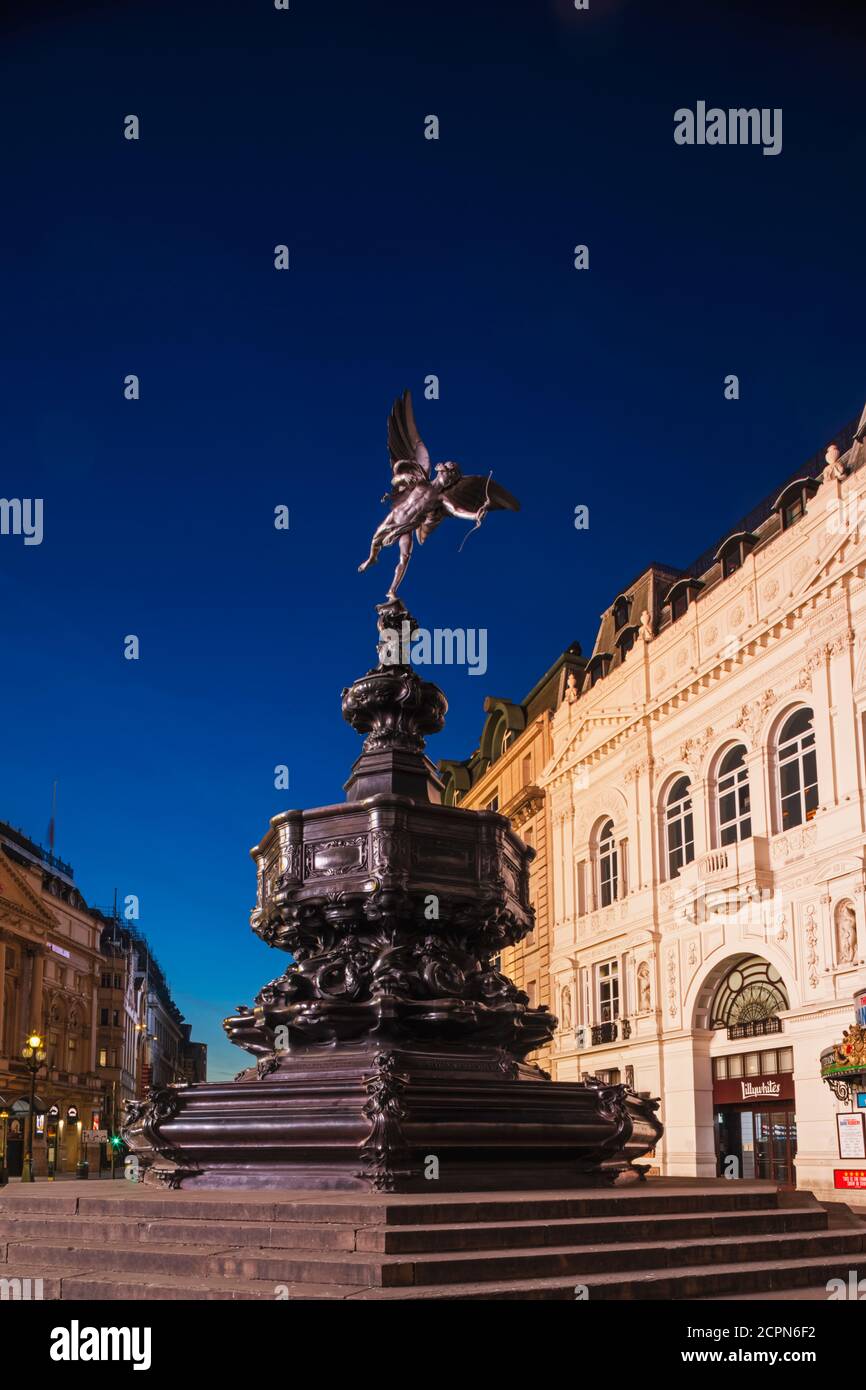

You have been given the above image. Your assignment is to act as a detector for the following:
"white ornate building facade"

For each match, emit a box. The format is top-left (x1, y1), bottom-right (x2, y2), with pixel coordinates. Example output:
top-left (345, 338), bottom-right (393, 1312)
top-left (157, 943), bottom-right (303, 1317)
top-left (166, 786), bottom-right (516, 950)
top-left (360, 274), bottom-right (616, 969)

top-left (544, 406), bottom-right (866, 1205)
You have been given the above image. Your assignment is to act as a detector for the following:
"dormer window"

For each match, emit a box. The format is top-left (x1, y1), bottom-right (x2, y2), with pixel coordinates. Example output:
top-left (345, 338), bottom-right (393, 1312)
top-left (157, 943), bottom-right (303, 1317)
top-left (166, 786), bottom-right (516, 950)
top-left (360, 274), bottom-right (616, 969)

top-left (665, 577), bottom-right (703, 623)
top-left (715, 532), bottom-right (757, 580)
top-left (587, 653), bottom-right (612, 688)
top-left (616, 626), bottom-right (638, 659)
top-left (612, 595), bottom-right (631, 630)
top-left (773, 478), bottom-right (820, 531)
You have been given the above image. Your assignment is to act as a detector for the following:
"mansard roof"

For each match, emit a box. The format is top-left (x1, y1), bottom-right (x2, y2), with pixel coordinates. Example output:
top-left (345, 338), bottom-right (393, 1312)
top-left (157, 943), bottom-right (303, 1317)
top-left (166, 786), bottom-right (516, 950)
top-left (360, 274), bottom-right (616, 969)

top-left (582, 407), bottom-right (864, 685)
top-left (439, 642), bottom-right (585, 800)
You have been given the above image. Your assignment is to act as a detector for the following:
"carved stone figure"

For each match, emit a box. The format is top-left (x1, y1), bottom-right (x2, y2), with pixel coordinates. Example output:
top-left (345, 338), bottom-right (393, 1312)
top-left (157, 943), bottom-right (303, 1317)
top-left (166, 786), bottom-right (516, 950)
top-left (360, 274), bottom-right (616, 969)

top-left (564, 671), bottom-right (579, 704)
top-left (358, 390), bottom-right (520, 601)
top-left (560, 985), bottom-right (572, 1030)
top-left (823, 442), bottom-right (846, 481)
top-left (639, 609), bottom-right (654, 642)
top-left (637, 960), bottom-right (652, 1013)
top-left (836, 900), bottom-right (858, 964)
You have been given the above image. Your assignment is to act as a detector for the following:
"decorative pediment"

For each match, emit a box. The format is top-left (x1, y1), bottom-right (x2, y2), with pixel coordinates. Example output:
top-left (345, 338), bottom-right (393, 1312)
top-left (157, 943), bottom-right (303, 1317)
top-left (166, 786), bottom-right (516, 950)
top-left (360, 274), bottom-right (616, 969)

top-left (0, 851), bottom-right (57, 934)
top-left (798, 516), bottom-right (866, 600)
top-left (545, 709), bottom-right (632, 780)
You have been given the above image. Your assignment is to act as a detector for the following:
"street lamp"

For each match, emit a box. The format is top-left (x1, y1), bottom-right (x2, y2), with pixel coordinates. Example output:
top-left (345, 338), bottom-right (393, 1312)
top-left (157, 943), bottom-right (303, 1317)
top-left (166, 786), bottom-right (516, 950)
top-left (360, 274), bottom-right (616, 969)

top-left (20, 1032), bottom-right (46, 1183)
top-left (0, 1099), bottom-right (9, 1186)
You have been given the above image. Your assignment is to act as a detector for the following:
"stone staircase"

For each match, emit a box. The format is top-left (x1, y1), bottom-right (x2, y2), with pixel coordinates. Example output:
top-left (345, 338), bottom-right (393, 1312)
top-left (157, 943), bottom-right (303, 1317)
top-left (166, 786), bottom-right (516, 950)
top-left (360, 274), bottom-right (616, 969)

top-left (1, 1181), bottom-right (864, 1300)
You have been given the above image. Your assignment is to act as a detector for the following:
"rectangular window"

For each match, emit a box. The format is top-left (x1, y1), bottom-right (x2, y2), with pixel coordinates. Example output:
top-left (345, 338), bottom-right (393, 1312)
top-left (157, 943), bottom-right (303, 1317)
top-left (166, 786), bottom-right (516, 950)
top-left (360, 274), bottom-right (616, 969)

top-left (745, 1053), bottom-right (760, 1076)
top-left (487, 796), bottom-right (499, 812)
top-left (114, 974), bottom-right (122, 989)
top-left (100, 1008), bottom-right (109, 1026)
top-left (778, 1047), bottom-right (794, 1073)
top-left (112, 1011), bottom-right (120, 1027)
top-left (728, 1054), bottom-right (743, 1078)
top-left (783, 497), bottom-right (804, 528)
top-left (671, 590), bottom-right (688, 621)
top-left (713, 1057), bottom-right (728, 1080)
top-left (98, 1048), bottom-right (107, 1067)
top-left (526, 979), bottom-right (537, 1008)
top-left (761, 1051), bottom-right (778, 1074)
top-left (597, 961), bottom-right (620, 1023)
top-left (101, 973), bottom-right (111, 988)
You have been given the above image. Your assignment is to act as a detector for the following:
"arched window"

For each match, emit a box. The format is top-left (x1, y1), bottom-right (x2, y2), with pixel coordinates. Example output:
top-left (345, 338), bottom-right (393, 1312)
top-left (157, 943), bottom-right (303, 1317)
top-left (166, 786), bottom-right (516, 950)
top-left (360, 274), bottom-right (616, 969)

top-left (597, 818), bottom-right (618, 907)
top-left (665, 776), bottom-right (694, 878)
top-left (711, 956), bottom-right (788, 1028)
top-left (717, 744), bottom-right (751, 845)
top-left (777, 708), bottom-right (818, 829)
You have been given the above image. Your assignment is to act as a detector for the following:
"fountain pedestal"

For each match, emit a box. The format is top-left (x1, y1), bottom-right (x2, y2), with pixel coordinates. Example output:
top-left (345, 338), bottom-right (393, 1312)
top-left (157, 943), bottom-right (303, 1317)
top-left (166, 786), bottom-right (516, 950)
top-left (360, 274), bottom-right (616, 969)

top-left (124, 602), bottom-right (662, 1190)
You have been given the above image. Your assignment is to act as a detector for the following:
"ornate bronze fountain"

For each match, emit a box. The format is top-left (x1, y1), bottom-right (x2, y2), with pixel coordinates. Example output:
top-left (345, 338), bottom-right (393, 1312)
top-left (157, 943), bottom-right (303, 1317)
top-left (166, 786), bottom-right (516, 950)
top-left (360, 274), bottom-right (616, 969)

top-left (124, 394), bottom-right (662, 1190)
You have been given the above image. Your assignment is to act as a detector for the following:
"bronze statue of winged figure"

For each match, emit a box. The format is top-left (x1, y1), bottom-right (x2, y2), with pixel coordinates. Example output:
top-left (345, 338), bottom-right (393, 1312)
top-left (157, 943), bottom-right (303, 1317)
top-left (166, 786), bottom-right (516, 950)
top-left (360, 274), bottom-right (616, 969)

top-left (358, 389), bottom-right (521, 601)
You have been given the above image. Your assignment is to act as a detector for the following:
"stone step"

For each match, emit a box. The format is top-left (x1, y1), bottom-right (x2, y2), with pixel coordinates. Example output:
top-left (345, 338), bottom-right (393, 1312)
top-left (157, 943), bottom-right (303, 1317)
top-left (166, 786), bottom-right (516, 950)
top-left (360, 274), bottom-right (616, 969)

top-left (0, 1214), bottom-right (359, 1251)
top-left (3, 1251), bottom-right (862, 1302)
top-left (0, 1183), bottom-right (783, 1227)
top-left (354, 1206), bottom-right (828, 1253)
top-left (210, 1227), bottom-right (866, 1286)
top-left (346, 1252), bottom-right (866, 1300)
top-left (0, 1263), bottom-right (346, 1301)
top-left (0, 1202), bottom-right (827, 1254)
top-left (6, 1225), bottom-right (861, 1288)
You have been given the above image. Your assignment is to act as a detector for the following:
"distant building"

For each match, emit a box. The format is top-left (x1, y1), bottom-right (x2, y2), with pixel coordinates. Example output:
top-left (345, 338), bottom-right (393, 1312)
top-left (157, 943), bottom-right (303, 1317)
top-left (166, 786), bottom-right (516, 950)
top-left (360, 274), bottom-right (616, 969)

top-left (180, 1023), bottom-right (207, 1084)
top-left (0, 822), bottom-right (105, 1172)
top-left (95, 918), bottom-right (145, 1129)
top-left (0, 820), bottom-right (205, 1172)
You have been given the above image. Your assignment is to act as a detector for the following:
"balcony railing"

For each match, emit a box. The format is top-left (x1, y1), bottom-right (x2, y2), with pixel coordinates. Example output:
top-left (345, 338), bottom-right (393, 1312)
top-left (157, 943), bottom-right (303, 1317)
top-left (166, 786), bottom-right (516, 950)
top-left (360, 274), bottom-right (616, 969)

top-left (591, 1021), bottom-right (618, 1046)
top-left (727, 1017), bottom-right (783, 1040)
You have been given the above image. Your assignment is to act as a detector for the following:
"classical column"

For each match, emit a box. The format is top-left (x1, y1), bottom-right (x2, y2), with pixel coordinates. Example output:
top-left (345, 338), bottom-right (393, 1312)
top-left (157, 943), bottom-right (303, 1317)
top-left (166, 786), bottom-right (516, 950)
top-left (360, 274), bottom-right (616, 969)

top-left (562, 806), bottom-right (576, 923)
top-left (691, 776), bottom-right (709, 860)
top-left (745, 745), bottom-right (769, 838)
top-left (0, 931), bottom-right (6, 1058)
top-left (89, 975), bottom-right (99, 1074)
top-left (828, 628), bottom-right (859, 807)
top-left (29, 949), bottom-right (44, 1035)
top-left (808, 644), bottom-right (837, 809)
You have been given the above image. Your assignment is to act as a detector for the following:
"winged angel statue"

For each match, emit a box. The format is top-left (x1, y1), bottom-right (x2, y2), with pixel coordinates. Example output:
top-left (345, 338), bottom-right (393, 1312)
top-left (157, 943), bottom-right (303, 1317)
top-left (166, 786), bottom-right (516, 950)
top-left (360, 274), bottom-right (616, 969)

top-left (358, 390), bottom-right (520, 601)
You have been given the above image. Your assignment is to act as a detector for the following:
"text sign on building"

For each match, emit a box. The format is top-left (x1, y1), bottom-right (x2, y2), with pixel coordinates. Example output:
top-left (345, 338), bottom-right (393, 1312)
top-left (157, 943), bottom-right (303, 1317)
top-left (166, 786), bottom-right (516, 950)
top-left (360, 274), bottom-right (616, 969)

top-left (712, 1071), bottom-right (794, 1106)
top-left (834, 1169), bottom-right (866, 1190)
top-left (50, 944), bottom-right (71, 959)
top-left (858, 1093), bottom-right (866, 1110)
top-left (837, 1112), bottom-right (866, 1161)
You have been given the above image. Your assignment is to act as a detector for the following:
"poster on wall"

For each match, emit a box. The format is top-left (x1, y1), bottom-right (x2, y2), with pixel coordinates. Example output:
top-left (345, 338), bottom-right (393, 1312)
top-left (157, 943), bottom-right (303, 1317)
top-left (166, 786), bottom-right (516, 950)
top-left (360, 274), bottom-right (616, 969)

top-left (837, 1112), bottom-right (866, 1160)
top-left (835, 1170), bottom-right (866, 1190)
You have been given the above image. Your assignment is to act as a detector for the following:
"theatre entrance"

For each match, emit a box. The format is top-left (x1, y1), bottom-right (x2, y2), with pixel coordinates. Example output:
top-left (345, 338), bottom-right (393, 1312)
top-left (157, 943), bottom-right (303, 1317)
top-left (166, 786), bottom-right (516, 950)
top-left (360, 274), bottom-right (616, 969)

top-left (712, 1042), bottom-right (797, 1186)
top-left (716, 1104), bottom-right (798, 1186)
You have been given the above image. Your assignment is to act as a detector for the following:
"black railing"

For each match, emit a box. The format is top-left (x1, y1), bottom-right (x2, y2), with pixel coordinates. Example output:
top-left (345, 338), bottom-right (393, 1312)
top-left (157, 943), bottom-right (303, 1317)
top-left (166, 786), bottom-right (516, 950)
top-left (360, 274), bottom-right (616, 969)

top-left (727, 1017), bottom-right (783, 1041)
top-left (591, 1021), bottom-right (618, 1046)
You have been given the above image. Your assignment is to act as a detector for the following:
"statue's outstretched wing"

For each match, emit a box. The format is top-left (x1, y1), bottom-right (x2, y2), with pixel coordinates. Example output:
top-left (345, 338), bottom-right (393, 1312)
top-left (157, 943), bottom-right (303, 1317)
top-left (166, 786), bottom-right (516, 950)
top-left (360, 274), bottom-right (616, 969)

top-left (440, 475), bottom-right (521, 521)
top-left (388, 389), bottom-right (430, 486)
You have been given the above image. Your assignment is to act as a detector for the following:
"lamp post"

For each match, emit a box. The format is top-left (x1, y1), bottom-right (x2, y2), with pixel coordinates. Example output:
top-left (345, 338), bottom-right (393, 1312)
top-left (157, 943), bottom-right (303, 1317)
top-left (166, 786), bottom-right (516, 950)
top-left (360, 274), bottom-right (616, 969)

top-left (0, 1100), bottom-right (9, 1186)
top-left (20, 1032), bottom-right (46, 1182)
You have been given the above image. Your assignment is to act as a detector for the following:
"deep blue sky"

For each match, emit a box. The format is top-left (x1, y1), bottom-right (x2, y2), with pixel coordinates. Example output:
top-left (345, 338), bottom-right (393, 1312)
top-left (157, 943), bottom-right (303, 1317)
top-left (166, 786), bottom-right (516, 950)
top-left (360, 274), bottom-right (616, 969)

top-left (1, 0), bottom-right (864, 1079)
